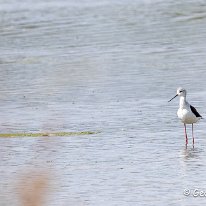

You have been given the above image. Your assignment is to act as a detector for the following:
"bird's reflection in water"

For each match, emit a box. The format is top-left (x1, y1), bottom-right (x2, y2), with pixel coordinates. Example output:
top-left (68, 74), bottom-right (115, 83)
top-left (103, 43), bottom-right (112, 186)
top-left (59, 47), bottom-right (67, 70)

top-left (182, 146), bottom-right (202, 161)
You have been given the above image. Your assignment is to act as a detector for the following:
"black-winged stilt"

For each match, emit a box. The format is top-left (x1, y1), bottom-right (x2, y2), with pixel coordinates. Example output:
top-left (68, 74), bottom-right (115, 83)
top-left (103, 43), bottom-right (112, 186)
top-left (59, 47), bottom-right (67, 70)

top-left (168, 87), bottom-right (202, 146)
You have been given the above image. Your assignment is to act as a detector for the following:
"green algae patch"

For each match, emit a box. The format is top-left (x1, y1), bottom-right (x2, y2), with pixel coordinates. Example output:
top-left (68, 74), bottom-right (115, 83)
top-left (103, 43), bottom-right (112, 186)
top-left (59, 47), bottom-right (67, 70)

top-left (0, 131), bottom-right (99, 138)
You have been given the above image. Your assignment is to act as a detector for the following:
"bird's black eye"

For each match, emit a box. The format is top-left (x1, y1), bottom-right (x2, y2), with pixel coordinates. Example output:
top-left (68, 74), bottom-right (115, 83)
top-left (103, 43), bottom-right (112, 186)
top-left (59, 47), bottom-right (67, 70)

top-left (179, 90), bottom-right (183, 93)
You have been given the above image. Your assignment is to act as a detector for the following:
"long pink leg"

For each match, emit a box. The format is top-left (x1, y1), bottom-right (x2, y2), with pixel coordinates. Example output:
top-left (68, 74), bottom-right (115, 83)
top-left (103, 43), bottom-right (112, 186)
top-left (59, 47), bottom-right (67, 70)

top-left (192, 124), bottom-right (195, 145)
top-left (184, 124), bottom-right (188, 145)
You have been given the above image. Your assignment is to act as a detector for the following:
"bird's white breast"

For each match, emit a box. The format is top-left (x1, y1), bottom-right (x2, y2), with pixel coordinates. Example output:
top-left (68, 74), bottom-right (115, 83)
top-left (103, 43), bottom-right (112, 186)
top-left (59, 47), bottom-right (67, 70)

top-left (177, 108), bottom-right (199, 124)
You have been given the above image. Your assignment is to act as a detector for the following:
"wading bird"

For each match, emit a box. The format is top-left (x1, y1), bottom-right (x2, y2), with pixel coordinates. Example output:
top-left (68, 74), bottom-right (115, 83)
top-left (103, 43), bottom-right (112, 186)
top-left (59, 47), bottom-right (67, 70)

top-left (168, 87), bottom-right (202, 146)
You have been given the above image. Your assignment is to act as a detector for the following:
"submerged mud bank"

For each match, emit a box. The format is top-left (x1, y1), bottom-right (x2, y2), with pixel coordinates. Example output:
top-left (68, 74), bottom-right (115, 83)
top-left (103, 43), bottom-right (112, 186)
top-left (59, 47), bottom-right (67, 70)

top-left (0, 131), bottom-right (99, 138)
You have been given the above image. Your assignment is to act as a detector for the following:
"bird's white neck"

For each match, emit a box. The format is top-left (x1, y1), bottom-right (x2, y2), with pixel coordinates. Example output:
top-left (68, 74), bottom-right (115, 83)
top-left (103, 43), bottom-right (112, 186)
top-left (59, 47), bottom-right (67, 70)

top-left (179, 96), bottom-right (186, 108)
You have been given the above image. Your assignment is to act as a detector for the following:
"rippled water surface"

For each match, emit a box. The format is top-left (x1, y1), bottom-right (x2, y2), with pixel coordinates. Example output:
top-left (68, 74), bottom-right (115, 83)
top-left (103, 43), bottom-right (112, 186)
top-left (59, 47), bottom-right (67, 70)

top-left (1, 0), bottom-right (206, 205)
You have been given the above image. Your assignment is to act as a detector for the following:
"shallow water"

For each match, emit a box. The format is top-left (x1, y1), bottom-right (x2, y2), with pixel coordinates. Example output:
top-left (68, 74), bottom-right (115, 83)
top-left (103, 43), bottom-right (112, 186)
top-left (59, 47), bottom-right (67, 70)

top-left (1, 0), bottom-right (206, 205)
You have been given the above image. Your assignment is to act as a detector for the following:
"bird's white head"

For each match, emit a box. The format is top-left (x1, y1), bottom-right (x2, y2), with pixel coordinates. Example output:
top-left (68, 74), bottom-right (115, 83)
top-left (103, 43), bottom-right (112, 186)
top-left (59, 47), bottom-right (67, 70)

top-left (168, 87), bottom-right (187, 102)
top-left (177, 87), bottom-right (187, 97)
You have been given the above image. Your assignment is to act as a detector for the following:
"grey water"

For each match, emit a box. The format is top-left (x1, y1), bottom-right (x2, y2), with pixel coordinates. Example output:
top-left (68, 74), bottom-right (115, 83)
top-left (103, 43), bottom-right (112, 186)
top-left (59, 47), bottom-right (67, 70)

top-left (1, 0), bottom-right (206, 205)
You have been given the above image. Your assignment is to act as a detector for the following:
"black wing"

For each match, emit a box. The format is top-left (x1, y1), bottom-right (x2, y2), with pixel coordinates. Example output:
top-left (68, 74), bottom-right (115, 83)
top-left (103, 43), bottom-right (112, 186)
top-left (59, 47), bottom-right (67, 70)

top-left (190, 105), bottom-right (202, 118)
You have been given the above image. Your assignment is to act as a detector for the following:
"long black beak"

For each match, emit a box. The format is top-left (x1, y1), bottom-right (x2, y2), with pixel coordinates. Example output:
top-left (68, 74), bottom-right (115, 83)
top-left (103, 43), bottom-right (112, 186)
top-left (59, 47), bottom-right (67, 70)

top-left (168, 94), bottom-right (178, 102)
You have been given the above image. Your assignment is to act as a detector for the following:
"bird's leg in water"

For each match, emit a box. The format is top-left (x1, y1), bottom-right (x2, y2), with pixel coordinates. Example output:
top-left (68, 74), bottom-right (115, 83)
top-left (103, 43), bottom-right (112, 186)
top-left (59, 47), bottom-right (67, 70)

top-left (184, 124), bottom-right (188, 145)
top-left (192, 123), bottom-right (195, 145)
